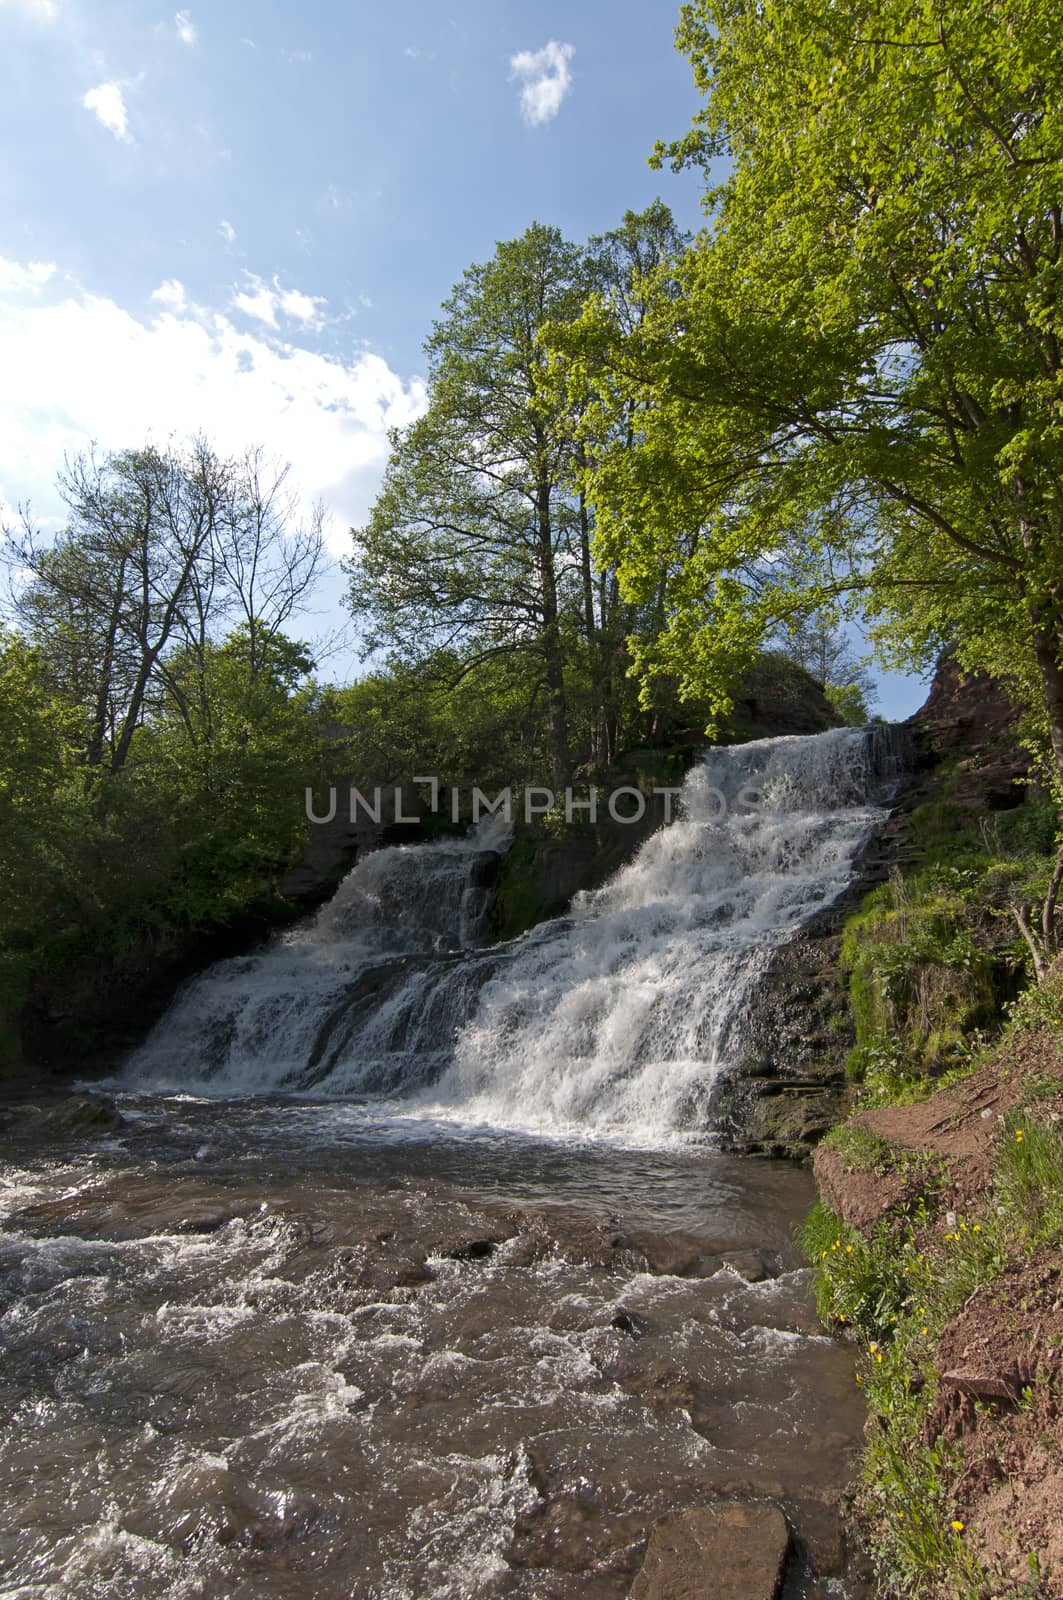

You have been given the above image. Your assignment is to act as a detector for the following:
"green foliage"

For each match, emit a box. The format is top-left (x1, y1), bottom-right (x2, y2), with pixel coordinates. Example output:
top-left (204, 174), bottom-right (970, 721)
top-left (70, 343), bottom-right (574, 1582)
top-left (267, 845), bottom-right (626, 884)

top-left (825, 682), bottom-right (869, 727)
top-left (0, 438), bottom-right (333, 1061)
top-left (799, 1203), bottom-right (912, 1339)
top-left (1007, 964), bottom-right (1063, 1042)
top-left (329, 650), bottom-right (584, 796)
top-left (996, 1109), bottom-right (1063, 1244)
top-left (859, 1407), bottom-right (989, 1600)
top-left (0, 629), bottom-right (87, 1058)
top-left (346, 224), bottom-right (594, 782)
top-left (349, 210), bottom-right (695, 778)
top-left (0, 620), bottom-right (321, 1062)
top-left (552, 0), bottom-right (1063, 796)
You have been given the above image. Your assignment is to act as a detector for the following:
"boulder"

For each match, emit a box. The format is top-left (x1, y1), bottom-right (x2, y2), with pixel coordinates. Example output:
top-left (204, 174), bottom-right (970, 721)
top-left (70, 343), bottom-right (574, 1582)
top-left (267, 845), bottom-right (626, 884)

top-left (0, 1093), bottom-right (125, 1136)
top-left (629, 1502), bottom-right (791, 1600)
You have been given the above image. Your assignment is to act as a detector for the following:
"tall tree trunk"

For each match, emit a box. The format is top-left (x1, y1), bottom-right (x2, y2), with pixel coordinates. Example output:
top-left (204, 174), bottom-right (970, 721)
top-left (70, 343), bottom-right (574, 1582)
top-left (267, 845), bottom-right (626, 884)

top-left (537, 482), bottom-right (571, 787)
top-left (578, 489), bottom-right (608, 767)
top-left (1031, 613), bottom-right (1063, 797)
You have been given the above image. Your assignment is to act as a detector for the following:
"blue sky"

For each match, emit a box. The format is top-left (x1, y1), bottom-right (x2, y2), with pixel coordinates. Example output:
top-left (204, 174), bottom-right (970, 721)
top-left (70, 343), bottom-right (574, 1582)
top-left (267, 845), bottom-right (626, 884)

top-left (0, 0), bottom-right (927, 716)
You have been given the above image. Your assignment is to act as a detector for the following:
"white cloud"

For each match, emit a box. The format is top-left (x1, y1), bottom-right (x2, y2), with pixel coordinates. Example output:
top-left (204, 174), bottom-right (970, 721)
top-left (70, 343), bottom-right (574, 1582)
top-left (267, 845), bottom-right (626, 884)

top-left (278, 286), bottom-right (324, 323)
top-left (509, 40), bottom-right (574, 126)
top-left (0, 256), bottom-right (426, 555)
top-left (0, 260), bottom-right (56, 293)
top-left (232, 273), bottom-right (326, 330)
top-left (218, 218), bottom-right (236, 244)
top-left (174, 9), bottom-right (196, 46)
top-left (151, 278), bottom-right (187, 312)
top-left (83, 82), bottom-right (131, 142)
top-left (231, 277), bottom-right (279, 327)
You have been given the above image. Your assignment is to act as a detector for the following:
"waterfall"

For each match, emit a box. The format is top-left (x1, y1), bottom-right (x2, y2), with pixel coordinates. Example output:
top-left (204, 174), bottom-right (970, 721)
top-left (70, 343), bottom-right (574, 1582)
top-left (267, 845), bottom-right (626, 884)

top-left (121, 817), bottom-right (512, 1096)
top-left (122, 727), bottom-right (902, 1139)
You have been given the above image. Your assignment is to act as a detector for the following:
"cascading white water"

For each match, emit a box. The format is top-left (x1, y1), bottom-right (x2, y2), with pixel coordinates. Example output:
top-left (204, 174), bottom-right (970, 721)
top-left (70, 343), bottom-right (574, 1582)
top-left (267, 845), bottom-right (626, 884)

top-left (414, 725), bottom-right (898, 1138)
top-left (123, 727), bottom-right (900, 1139)
top-left (121, 815), bottom-right (512, 1095)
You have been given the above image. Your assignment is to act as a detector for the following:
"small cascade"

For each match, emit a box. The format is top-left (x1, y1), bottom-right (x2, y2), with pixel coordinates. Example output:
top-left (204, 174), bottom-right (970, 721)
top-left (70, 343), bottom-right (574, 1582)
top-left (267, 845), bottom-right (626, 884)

top-left (121, 817), bottom-right (512, 1095)
top-left (123, 727), bottom-right (904, 1138)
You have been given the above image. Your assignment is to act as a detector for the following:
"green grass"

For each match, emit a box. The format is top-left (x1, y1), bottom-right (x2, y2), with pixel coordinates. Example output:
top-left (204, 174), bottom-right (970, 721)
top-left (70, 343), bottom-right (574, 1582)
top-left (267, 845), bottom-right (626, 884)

top-left (821, 1124), bottom-right (901, 1172)
top-left (995, 1107), bottom-right (1063, 1244)
top-left (821, 1122), bottom-right (946, 1179)
top-left (1020, 1070), bottom-right (1063, 1102)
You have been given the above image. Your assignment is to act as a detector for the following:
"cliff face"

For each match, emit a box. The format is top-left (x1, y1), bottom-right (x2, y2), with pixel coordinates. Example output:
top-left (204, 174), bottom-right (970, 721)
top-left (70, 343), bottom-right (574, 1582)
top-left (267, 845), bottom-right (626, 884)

top-left (713, 658), bottom-right (1035, 1157)
top-left (906, 653), bottom-right (1030, 810)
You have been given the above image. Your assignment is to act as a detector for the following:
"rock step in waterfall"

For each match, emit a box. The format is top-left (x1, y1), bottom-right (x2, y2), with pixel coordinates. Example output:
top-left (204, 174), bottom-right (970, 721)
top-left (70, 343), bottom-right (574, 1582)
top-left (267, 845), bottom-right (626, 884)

top-left (122, 726), bottom-right (904, 1141)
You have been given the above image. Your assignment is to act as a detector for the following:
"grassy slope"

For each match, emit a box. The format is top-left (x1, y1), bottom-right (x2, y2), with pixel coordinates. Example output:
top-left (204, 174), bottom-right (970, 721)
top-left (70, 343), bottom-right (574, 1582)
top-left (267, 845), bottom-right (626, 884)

top-left (804, 829), bottom-right (1063, 1597)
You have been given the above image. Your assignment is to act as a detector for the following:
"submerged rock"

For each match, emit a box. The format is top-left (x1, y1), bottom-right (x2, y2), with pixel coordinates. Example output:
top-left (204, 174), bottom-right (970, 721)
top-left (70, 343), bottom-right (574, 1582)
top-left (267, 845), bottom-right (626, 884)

top-left (720, 1251), bottom-right (779, 1284)
top-left (0, 1092), bottom-right (125, 1138)
top-left (629, 1502), bottom-right (791, 1600)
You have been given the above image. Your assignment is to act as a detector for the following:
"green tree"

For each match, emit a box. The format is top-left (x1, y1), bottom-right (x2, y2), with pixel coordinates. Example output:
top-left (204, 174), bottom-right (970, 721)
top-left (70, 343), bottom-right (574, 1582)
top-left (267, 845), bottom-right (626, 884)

top-left (781, 616), bottom-right (877, 726)
top-left (568, 0), bottom-right (1063, 745)
top-left (0, 441), bottom-right (327, 1065)
top-left (0, 628), bottom-right (85, 1060)
top-left (346, 224), bottom-right (592, 784)
top-left (560, 0), bottom-right (1063, 956)
top-left (5, 440), bottom-right (323, 774)
top-left (567, 201), bottom-right (692, 761)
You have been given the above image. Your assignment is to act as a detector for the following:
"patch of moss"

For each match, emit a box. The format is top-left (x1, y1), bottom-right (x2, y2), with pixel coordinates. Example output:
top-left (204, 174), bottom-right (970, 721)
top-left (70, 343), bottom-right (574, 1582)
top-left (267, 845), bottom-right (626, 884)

top-left (839, 795), bottom-right (1059, 1104)
top-left (488, 831), bottom-right (555, 939)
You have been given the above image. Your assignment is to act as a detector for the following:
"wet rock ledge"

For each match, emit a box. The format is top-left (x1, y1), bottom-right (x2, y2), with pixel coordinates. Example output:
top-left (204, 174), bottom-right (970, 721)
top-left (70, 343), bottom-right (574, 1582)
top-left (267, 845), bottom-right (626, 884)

top-left (711, 660), bottom-right (1031, 1161)
top-left (709, 808), bottom-right (914, 1161)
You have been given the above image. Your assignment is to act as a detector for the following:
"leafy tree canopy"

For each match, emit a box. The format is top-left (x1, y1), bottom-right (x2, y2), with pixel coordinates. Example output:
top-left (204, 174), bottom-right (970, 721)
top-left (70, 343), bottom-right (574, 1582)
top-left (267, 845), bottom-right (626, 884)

top-left (557, 0), bottom-right (1063, 793)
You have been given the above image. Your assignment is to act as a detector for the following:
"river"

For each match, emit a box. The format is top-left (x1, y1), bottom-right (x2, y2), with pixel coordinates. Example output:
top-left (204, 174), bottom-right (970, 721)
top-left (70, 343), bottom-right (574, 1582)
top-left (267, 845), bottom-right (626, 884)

top-left (0, 729), bottom-right (897, 1597)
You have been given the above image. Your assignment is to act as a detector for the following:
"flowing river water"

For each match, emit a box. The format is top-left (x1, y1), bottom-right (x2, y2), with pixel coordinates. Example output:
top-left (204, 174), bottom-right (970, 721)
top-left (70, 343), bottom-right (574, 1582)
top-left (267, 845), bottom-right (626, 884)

top-left (0, 730), bottom-right (901, 1598)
